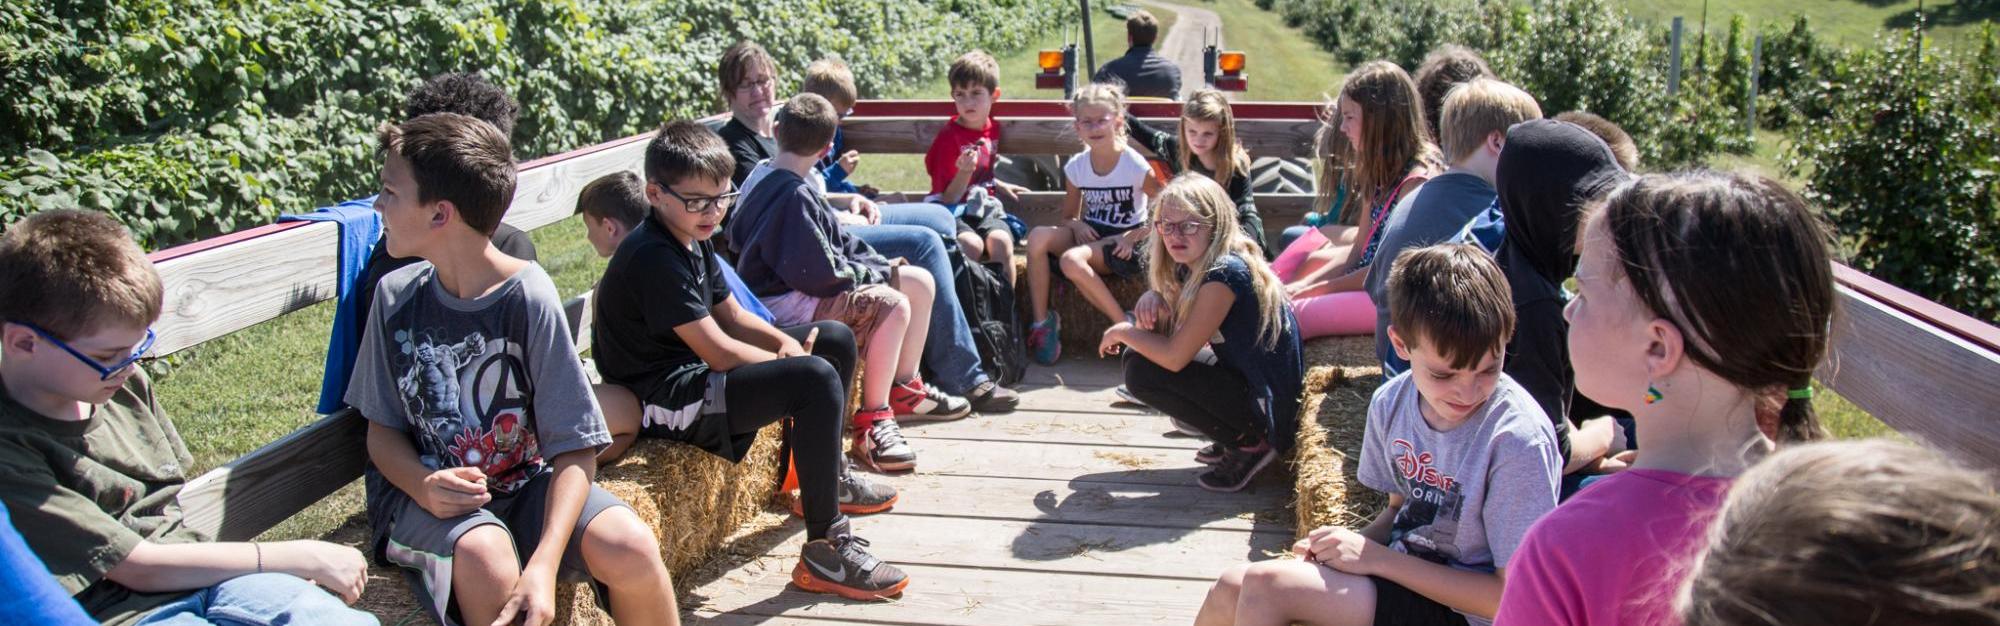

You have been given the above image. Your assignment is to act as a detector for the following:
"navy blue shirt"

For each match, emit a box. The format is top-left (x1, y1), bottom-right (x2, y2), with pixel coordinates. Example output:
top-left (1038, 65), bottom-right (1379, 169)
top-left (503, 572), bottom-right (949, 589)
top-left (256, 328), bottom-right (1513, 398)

top-left (1203, 253), bottom-right (1305, 452)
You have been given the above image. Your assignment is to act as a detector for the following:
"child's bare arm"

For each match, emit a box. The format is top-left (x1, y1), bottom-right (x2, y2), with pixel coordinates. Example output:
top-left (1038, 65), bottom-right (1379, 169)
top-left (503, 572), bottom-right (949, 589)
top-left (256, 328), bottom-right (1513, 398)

top-left (1359, 494), bottom-right (1403, 544)
top-left (108, 540), bottom-right (367, 603)
top-left (1102, 281), bottom-right (1234, 369)
top-left (1299, 521), bottom-right (1507, 619)
top-left (940, 144), bottom-right (980, 204)
top-left (493, 448), bottom-right (595, 625)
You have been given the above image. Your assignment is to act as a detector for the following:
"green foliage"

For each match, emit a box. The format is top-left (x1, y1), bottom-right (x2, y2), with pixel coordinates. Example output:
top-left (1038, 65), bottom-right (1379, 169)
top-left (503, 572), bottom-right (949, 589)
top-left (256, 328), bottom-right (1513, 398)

top-left (1788, 28), bottom-right (2000, 322)
top-left (0, 0), bottom-right (1073, 248)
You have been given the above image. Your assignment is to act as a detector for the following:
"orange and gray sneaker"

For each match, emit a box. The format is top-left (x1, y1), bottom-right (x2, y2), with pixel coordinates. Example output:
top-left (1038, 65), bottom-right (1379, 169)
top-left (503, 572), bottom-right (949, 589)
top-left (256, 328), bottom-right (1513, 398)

top-left (793, 518), bottom-right (909, 600)
top-left (790, 460), bottom-right (900, 517)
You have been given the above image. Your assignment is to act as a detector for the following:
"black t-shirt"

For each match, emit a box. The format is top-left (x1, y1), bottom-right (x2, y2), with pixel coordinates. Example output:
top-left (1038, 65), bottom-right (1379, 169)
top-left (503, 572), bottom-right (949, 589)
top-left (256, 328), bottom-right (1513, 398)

top-left (715, 118), bottom-right (777, 188)
top-left (354, 223), bottom-right (538, 328)
top-left (592, 215), bottom-right (731, 401)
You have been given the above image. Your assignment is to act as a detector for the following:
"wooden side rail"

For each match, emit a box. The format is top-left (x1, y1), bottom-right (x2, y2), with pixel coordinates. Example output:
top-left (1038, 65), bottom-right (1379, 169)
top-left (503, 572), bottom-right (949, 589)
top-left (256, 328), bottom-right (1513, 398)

top-left (1820, 274), bottom-right (2000, 472)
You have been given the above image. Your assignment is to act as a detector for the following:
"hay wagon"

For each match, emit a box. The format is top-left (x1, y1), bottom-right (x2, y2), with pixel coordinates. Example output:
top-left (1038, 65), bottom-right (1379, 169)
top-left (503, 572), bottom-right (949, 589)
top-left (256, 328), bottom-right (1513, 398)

top-left (149, 99), bottom-right (2000, 625)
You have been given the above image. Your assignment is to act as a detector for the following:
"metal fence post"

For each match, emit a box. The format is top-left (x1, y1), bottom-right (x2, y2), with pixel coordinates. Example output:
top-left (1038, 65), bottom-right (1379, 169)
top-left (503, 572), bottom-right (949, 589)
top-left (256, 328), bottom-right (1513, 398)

top-left (1748, 33), bottom-right (1762, 141)
top-left (1080, 0), bottom-right (1097, 80)
top-left (1669, 17), bottom-right (1684, 96)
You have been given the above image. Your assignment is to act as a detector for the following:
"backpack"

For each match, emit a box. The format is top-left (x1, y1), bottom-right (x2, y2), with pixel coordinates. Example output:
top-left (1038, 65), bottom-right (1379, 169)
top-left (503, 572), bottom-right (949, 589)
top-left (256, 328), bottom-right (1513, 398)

top-left (950, 248), bottom-right (1027, 387)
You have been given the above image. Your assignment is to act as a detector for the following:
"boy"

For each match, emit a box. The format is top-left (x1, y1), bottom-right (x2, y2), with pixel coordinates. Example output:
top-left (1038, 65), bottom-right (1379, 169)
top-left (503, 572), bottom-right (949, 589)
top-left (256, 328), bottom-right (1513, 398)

top-left (0, 209), bottom-right (376, 626)
top-left (1197, 244), bottom-right (1561, 626)
top-left (1553, 110), bottom-right (1640, 172)
top-left (592, 120), bottom-right (907, 599)
top-left (801, 58), bottom-right (1023, 413)
top-left (926, 50), bottom-right (1025, 286)
top-left (732, 94), bottom-right (972, 472)
top-left (350, 113), bottom-right (677, 626)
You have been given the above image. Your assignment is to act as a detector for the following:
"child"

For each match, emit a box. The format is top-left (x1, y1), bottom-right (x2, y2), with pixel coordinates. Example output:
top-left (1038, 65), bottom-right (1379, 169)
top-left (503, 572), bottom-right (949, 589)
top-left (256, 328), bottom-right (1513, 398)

top-left (592, 120), bottom-right (907, 600)
top-left (733, 94), bottom-right (973, 472)
top-left (0, 209), bottom-right (376, 625)
top-left (350, 113), bottom-right (676, 625)
top-left (1553, 110), bottom-right (1640, 172)
top-left (1197, 243), bottom-right (1563, 626)
top-left (1126, 89), bottom-right (1271, 256)
top-left (1412, 45), bottom-right (1494, 145)
top-left (1024, 83), bottom-right (1165, 363)
top-left (926, 50), bottom-right (1027, 285)
top-left (1270, 60), bottom-right (1445, 339)
top-left (1103, 175), bottom-right (1303, 492)
top-left (1492, 120), bottom-right (1632, 482)
top-left (803, 57), bottom-right (1023, 413)
top-left (1677, 439), bottom-right (2000, 626)
top-left (1495, 170), bottom-right (1838, 626)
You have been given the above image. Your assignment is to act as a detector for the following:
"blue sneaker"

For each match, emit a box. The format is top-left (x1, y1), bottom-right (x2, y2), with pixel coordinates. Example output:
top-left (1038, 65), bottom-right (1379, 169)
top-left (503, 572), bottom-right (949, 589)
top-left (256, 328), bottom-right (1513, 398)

top-left (1027, 311), bottom-right (1062, 365)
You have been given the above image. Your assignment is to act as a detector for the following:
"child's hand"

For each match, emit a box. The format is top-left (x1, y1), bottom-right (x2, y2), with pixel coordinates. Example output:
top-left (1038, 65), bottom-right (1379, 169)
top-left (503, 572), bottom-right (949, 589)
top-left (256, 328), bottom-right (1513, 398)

top-left (778, 327), bottom-right (816, 359)
top-left (1098, 322), bottom-right (1133, 357)
top-left (838, 150), bottom-right (861, 174)
top-left (491, 564), bottom-right (558, 626)
top-left (997, 181), bottom-right (1027, 202)
top-left (1134, 291), bottom-right (1168, 330)
top-left (1066, 219), bottom-right (1101, 244)
top-left (956, 145), bottom-right (980, 173)
top-left (1111, 233), bottom-right (1138, 260)
top-left (274, 540), bottom-right (368, 604)
top-left (420, 466), bottom-right (491, 518)
top-left (851, 196), bottom-right (881, 225)
top-left (1299, 526), bottom-right (1383, 576)
top-left (858, 184), bottom-right (882, 198)
top-left (1285, 280), bottom-right (1328, 299)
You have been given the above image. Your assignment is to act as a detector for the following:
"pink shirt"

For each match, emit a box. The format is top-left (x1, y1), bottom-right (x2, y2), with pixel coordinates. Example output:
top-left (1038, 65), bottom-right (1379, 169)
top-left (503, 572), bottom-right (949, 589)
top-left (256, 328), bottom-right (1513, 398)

top-left (1494, 469), bottom-right (1732, 626)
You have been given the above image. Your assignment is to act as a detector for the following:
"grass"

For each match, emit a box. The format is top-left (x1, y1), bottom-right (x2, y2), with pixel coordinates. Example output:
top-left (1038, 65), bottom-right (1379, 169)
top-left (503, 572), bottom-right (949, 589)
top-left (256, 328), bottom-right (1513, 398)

top-left (1616, 0), bottom-right (1996, 49)
top-left (1193, 0), bottom-right (1348, 101)
top-left (148, 215), bottom-right (606, 541)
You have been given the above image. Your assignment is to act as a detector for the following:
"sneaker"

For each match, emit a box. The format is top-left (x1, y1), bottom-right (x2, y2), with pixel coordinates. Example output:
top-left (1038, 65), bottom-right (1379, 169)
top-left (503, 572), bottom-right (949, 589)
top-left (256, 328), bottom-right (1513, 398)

top-left (1114, 385), bottom-right (1150, 408)
top-left (1169, 417), bottom-right (1203, 437)
top-left (852, 415), bottom-right (916, 472)
top-left (1197, 443), bottom-right (1277, 493)
top-left (890, 377), bottom-right (972, 422)
top-left (967, 380), bottom-right (1020, 413)
top-left (793, 518), bottom-right (909, 600)
top-left (1027, 312), bottom-right (1062, 365)
top-left (1194, 442), bottom-right (1225, 464)
top-left (791, 461), bottom-right (900, 517)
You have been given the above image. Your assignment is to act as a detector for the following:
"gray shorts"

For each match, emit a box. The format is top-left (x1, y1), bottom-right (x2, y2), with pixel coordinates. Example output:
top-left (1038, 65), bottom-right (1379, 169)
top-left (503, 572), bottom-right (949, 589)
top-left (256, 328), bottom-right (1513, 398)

top-left (365, 469), bottom-right (627, 625)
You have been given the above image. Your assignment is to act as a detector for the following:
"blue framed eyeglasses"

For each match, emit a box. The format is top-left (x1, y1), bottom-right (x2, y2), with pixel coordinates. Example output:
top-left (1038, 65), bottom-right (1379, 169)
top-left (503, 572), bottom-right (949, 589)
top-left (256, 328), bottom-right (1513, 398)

top-left (10, 321), bottom-right (156, 381)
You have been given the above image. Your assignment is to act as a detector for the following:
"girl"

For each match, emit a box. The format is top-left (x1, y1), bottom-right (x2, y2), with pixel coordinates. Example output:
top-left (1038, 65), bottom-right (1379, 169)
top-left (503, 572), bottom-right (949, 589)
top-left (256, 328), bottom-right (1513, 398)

top-left (1678, 439), bottom-right (2000, 626)
top-left (1127, 89), bottom-right (1270, 256)
top-left (1101, 174), bottom-right (1303, 493)
top-left (1269, 61), bottom-right (1443, 339)
top-left (1495, 170), bottom-right (1838, 626)
top-left (1024, 83), bottom-right (1165, 364)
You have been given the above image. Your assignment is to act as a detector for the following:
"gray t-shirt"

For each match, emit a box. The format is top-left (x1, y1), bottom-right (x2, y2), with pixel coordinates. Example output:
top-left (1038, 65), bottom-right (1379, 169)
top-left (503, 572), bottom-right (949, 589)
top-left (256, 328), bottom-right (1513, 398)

top-left (1366, 172), bottom-right (1498, 375)
top-left (1358, 372), bottom-right (1562, 626)
top-left (347, 261), bottom-right (608, 495)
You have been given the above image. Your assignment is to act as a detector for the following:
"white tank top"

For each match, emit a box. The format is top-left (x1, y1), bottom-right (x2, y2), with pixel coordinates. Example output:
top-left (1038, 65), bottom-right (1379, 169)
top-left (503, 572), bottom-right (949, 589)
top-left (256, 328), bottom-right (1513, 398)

top-left (1063, 146), bottom-right (1152, 229)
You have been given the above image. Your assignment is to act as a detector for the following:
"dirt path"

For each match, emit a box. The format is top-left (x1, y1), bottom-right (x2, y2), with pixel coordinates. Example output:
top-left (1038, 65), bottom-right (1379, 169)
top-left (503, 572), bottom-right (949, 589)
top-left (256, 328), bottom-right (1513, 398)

top-left (1137, 0), bottom-right (1221, 98)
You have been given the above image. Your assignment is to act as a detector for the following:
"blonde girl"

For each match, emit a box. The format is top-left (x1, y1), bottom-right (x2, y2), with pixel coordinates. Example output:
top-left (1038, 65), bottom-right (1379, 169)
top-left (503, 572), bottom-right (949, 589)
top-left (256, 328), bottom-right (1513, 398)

top-left (1269, 61), bottom-right (1444, 339)
top-left (1102, 174), bottom-right (1303, 493)
top-left (1024, 83), bottom-right (1165, 363)
top-left (1126, 89), bottom-right (1270, 255)
top-left (1496, 170), bottom-right (1838, 625)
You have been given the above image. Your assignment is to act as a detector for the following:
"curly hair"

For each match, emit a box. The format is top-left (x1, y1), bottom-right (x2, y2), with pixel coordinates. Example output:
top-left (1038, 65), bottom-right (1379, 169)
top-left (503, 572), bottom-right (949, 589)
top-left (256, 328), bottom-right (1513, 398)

top-left (404, 72), bottom-right (521, 139)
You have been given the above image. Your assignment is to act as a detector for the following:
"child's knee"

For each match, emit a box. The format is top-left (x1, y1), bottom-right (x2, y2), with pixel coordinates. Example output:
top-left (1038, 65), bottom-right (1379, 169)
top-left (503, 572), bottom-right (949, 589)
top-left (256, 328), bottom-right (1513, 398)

top-left (896, 265), bottom-right (935, 300)
top-left (1058, 246), bottom-right (1095, 277)
top-left (583, 508), bottom-right (667, 580)
top-left (987, 230), bottom-right (1014, 252)
top-left (956, 232), bottom-right (985, 257)
top-left (1026, 226), bottom-right (1060, 253)
top-left (453, 524), bottom-right (518, 572)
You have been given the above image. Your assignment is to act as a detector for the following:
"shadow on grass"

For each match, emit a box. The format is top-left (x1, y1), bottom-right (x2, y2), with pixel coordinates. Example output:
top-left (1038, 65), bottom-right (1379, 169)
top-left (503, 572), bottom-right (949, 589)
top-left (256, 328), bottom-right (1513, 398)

top-left (1885, 3), bottom-right (2000, 28)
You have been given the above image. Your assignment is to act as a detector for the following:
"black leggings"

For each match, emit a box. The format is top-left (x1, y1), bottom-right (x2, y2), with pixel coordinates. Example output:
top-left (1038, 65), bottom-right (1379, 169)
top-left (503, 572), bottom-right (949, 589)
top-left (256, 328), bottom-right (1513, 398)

top-left (720, 321), bottom-right (856, 539)
top-left (1122, 351), bottom-right (1267, 448)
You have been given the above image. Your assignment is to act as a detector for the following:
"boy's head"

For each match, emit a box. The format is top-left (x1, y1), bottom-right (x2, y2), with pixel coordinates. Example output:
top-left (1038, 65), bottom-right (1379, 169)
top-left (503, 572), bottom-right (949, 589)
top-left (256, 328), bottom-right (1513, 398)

top-left (802, 58), bottom-right (859, 114)
top-left (373, 113), bottom-right (517, 258)
top-left (719, 41), bottom-right (779, 122)
top-left (576, 171), bottom-right (649, 257)
top-left (1554, 111), bottom-right (1640, 172)
top-left (1126, 10), bottom-right (1160, 48)
top-left (404, 71), bottom-right (521, 139)
top-left (0, 209), bottom-right (163, 404)
top-left (1414, 45), bottom-right (1494, 144)
top-left (1386, 244), bottom-right (1516, 424)
top-left (1439, 78), bottom-right (1541, 181)
top-left (642, 121), bottom-right (737, 243)
top-left (774, 93), bottom-right (841, 158)
top-left (948, 51), bottom-right (1001, 126)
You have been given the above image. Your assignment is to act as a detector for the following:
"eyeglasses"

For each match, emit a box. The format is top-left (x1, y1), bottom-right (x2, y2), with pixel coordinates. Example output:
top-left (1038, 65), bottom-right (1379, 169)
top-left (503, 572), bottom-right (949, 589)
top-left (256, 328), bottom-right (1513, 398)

top-left (1153, 220), bottom-right (1214, 236)
top-left (1076, 115), bottom-right (1118, 130)
top-left (10, 321), bottom-right (156, 381)
top-left (735, 75), bottom-right (775, 93)
top-left (660, 185), bottom-right (739, 214)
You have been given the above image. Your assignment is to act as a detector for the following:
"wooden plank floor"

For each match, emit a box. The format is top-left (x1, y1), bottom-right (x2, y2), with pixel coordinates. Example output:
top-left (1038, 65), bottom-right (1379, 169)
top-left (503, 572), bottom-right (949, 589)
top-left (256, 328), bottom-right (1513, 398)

top-left (682, 358), bottom-right (1294, 625)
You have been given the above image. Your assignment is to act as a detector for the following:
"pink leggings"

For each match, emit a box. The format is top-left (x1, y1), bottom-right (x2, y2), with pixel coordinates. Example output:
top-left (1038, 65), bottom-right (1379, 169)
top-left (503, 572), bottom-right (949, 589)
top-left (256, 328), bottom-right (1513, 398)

top-left (1273, 227), bottom-right (1375, 339)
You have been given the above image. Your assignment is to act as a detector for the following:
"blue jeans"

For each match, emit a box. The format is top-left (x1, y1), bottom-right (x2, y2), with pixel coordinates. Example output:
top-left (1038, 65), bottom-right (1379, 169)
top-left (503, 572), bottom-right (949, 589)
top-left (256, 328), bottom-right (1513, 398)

top-left (853, 203), bottom-right (989, 394)
top-left (134, 572), bottom-right (378, 626)
top-left (1278, 225), bottom-right (1311, 253)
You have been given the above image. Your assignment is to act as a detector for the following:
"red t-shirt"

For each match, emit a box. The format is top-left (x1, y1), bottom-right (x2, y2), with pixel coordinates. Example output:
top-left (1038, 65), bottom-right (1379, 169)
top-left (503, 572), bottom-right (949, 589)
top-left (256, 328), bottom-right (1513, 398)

top-left (925, 116), bottom-right (1001, 202)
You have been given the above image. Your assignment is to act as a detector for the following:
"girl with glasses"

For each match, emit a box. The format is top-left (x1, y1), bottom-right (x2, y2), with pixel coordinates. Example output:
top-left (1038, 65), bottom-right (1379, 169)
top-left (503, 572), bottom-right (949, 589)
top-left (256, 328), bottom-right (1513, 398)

top-left (1099, 174), bottom-right (1303, 493)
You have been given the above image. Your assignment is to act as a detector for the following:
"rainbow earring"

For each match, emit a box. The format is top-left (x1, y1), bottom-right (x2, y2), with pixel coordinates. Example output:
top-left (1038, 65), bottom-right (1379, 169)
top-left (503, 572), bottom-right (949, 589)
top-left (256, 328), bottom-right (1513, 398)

top-left (1643, 384), bottom-right (1664, 405)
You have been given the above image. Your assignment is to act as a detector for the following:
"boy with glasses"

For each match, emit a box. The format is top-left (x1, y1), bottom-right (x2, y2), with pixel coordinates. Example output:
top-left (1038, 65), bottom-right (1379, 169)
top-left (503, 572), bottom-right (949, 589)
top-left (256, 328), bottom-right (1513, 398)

top-left (0, 209), bottom-right (376, 625)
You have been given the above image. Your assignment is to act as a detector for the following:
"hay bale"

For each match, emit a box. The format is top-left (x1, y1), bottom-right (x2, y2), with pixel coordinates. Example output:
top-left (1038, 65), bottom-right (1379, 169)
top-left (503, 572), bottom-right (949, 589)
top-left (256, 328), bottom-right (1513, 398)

top-left (1288, 336), bottom-right (1388, 537)
top-left (555, 423), bottom-right (787, 625)
top-left (1011, 255), bottom-right (1153, 359)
